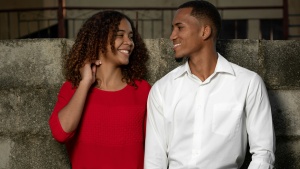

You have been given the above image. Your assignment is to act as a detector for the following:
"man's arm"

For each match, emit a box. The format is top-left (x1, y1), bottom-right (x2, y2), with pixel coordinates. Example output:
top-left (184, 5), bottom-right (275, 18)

top-left (246, 74), bottom-right (276, 169)
top-left (144, 84), bottom-right (169, 169)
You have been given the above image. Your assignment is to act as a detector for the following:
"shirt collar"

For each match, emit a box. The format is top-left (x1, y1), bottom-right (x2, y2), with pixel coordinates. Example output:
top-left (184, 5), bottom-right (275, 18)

top-left (215, 53), bottom-right (235, 75)
top-left (173, 60), bottom-right (190, 79)
top-left (173, 53), bottom-right (235, 80)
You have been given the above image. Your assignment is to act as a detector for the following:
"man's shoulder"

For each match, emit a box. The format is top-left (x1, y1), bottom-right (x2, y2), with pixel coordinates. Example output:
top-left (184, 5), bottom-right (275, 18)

top-left (153, 64), bottom-right (184, 87)
top-left (218, 54), bottom-right (258, 79)
top-left (229, 61), bottom-right (268, 89)
top-left (229, 61), bottom-right (258, 78)
top-left (149, 65), bottom-right (184, 99)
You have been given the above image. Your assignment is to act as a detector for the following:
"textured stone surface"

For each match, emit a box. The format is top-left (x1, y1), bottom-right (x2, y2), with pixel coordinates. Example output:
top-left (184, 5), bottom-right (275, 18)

top-left (217, 39), bottom-right (262, 75)
top-left (0, 138), bottom-right (13, 169)
top-left (269, 90), bottom-right (300, 136)
top-left (0, 39), bottom-right (65, 89)
top-left (261, 40), bottom-right (300, 89)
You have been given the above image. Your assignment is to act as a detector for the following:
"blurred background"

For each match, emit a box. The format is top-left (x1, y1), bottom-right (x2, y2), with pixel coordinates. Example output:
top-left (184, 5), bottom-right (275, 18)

top-left (0, 0), bottom-right (299, 40)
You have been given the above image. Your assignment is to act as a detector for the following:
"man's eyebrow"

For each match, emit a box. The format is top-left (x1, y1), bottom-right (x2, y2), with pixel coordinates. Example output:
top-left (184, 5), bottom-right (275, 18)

top-left (173, 22), bottom-right (183, 26)
top-left (172, 22), bottom-right (183, 28)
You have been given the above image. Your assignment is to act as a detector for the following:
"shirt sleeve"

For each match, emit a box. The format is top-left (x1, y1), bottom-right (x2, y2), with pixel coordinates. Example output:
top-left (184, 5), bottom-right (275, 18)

top-left (144, 83), bottom-right (169, 169)
top-left (246, 74), bottom-right (276, 169)
top-left (48, 81), bottom-right (76, 143)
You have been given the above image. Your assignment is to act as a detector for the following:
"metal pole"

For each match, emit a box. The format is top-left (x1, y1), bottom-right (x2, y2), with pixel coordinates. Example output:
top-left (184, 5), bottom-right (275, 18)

top-left (283, 0), bottom-right (289, 40)
top-left (58, 0), bottom-right (65, 38)
top-left (135, 11), bottom-right (138, 32)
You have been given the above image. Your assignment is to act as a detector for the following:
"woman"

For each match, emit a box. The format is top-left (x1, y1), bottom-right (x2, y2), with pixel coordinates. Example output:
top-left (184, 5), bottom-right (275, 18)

top-left (49, 11), bottom-right (151, 169)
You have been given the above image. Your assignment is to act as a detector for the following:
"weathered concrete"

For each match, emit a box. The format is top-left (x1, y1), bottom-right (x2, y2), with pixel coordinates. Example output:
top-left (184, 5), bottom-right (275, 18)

top-left (0, 39), bottom-right (299, 169)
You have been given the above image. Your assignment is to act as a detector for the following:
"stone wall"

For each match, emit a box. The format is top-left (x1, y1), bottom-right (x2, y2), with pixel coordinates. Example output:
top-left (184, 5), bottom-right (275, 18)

top-left (0, 39), bottom-right (299, 168)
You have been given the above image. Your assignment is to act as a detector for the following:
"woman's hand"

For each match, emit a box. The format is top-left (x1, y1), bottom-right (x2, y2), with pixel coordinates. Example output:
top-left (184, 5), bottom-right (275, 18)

top-left (58, 59), bottom-right (102, 133)
top-left (79, 60), bottom-right (101, 86)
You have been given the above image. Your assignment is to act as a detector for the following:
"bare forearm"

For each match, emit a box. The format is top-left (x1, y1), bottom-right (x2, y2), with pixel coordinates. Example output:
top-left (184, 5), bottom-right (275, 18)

top-left (58, 81), bottom-right (91, 133)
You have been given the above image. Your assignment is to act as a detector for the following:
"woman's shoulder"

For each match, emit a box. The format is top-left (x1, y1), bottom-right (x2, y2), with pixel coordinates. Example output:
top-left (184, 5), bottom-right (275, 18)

top-left (58, 81), bottom-right (77, 96)
top-left (132, 79), bottom-right (151, 93)
top-left (60, 81), bottom-right (75, 89)
top-left (134, 79), bottom-right (151, 88)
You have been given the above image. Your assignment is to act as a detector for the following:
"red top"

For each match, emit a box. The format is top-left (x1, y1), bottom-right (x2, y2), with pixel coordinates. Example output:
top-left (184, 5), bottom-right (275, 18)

top-left (49, 80), bottom-right (151, 169)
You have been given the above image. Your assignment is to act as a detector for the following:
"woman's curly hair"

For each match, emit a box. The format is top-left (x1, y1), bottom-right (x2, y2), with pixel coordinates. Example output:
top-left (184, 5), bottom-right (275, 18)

top-left (63, 10), bottom-right (149, 88)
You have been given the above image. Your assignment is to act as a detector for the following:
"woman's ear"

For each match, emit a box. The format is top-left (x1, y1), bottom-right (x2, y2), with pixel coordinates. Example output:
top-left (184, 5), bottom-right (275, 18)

top-left (95, 60), bottom-right (102, 65)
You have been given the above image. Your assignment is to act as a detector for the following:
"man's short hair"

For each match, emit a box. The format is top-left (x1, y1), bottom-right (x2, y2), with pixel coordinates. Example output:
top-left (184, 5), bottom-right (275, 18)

top-left (178, 0), bottom-right (222, 39)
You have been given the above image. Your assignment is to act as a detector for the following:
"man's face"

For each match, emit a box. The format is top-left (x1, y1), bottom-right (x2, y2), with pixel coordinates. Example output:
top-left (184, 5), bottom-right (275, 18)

top-left (170, 7), bottom-right (205, 59)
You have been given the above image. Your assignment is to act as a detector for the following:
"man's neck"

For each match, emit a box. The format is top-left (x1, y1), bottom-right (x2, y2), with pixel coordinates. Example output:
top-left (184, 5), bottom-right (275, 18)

top-left (188, 51), bottom-right (218, 82)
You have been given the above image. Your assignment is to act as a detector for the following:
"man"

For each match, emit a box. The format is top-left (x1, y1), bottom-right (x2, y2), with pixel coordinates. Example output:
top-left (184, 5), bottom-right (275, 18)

top-left (144, 0), bottom-right (275, 168)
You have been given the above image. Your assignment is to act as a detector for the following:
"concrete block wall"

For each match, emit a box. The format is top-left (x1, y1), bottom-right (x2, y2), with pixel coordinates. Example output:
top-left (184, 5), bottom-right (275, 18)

top-left (0, 39), bottom-right (299, 168)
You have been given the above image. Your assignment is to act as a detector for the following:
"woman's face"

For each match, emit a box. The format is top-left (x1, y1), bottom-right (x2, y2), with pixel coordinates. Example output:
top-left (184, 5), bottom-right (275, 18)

top-left (102, 18), bottom-right (135, 67)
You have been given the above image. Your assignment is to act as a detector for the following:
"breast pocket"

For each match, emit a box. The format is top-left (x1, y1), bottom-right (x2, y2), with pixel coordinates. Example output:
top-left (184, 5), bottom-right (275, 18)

top-left (212, 103), bottom-right (243, 137)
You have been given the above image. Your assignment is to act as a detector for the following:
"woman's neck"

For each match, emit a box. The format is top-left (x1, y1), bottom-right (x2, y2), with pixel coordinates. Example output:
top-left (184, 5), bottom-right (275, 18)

top-left (95, 65), bottom-right (127, 91)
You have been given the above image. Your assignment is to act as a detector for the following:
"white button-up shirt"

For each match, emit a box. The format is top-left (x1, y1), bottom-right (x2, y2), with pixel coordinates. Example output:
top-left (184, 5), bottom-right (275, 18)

top-left (145, 54), bottom-right (275, 169)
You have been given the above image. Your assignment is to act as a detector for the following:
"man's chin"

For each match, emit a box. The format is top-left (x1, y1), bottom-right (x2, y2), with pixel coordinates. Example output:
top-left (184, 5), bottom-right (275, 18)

top-left (175, 57), bottom-right (184, 62)
top-left (174, 54), bottom-right (187, 62)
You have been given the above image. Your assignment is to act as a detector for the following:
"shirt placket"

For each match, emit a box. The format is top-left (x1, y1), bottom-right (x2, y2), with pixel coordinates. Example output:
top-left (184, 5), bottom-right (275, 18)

top-left (189, 84), bottom-right (205, 168)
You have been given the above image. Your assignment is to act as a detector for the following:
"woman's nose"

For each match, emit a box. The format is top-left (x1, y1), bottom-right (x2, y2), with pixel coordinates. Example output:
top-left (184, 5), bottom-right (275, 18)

top-left (124, 37), bottom-right (133, 45)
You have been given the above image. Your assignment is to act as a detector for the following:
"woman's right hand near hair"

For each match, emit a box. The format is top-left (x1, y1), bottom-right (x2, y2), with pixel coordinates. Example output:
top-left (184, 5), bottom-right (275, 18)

top-left (56, 59), bottom-right (102, 133)
top-left (79, 60), bottom-right (101, 87)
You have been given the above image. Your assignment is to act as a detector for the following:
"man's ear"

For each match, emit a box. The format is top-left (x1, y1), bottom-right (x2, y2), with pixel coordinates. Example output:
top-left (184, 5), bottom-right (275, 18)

top-left (202, 25), bottom-right (212, 40)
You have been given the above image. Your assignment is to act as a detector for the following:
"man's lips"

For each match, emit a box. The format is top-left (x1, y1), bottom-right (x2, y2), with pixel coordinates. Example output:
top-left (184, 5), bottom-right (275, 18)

top-left (173, 43), bottom-right (181, 49)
